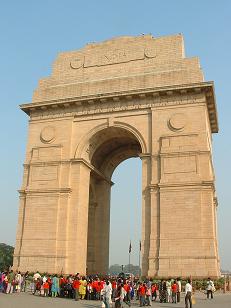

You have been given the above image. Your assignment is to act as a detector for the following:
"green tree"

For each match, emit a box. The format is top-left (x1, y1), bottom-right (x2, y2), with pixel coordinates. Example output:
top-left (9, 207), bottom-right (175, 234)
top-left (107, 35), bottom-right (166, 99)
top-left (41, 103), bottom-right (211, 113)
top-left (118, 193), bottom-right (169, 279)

top-left (108, 264), bottom-right (122, 275)
top-left (0, 243), bottom-right (14, 271)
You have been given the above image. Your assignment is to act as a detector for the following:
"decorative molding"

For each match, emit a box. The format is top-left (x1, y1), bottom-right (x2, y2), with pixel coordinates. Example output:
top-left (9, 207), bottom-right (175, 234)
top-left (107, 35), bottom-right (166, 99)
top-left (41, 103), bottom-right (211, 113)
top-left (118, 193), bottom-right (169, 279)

top-left (13, 254), bottom-right (67, 259)
top-left (18, 188), bottom-right (71, 194)
top-left (28, 94), bottom-right (203, 121)
top-left (20, 82), bottom-right (218, 133)
top-left (158, 180), bottom-right (215, 191)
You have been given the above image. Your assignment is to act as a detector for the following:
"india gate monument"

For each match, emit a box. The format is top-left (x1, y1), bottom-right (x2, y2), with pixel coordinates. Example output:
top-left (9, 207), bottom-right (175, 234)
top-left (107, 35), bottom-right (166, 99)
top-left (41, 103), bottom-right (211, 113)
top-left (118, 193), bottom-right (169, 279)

top-left (13, 34), bottom-right (220, 278)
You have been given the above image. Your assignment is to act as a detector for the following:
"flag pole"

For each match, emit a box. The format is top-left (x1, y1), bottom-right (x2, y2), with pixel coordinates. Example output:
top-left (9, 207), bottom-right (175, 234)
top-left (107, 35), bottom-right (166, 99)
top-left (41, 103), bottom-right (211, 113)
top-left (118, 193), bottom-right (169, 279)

top-left (139, 240), bottom-right (141, 277)
top-left (129, 240), bottom-right (131, 273)
top-left (129, 251), bottom-right (131, 274)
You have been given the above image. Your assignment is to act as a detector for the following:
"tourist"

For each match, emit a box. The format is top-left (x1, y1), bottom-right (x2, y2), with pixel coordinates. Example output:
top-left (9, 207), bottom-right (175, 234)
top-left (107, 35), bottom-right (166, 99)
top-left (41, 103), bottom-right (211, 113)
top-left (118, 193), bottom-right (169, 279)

top-left (0, 272), bottom-right (4, 292)
top-left (32, 271), bottom-right (41, 295)
top-left (47, 275), bottom-right (52, 296)
top-left (15, 271), bottom-right (23, 292)
top-left (158, 279), bottom-right (166, 303)
top-left (43, 280), bottom-right (49, 297)
top-left (21, 271), bottom-right (29, 292)
top-left (95, 278), bottom-right (102, 300)
top-left (171, 280), bottom-right (177, 304)
top-left (114, 284), bottom-right (122, 308)
top-left (145, 283), bottom-right (152, 306)
top-left (124, 280), bottom-right (131, 306)
top-left (79, 276), bottom-right (87, 299)
top-left (111, 279), bottom-right (117, 300)
top-left (6, 270), bottom-right (14, 294)
top-left (151, 283), bottom-right (158, 301)
top-left (51, 274), bottom-right (59, 297)
top-left (176, 277), bottom-right (181, 303)
top-left (59, 275), bottom-right (66, 297)
top-left (33, 277), bottom-right (42, 296)
top-left (206, 277), bottom-right (215, 299)
top-left (131, 282), bottom-right (135, 300)
top-left (138, 283), bottom-right (146, 306)
top-left (166, 278), bottom-right (171, 303)
top-left (120, 283), bottom-right (127, 305)
top-left (87, 279), bottom-right (93, 300)
top-left (66, 275), bottom-right (74, 298)
top-left (72, 275), bottom-right (80, 301)
top-left (185, 279), bottom-right (192, 308)
top-left (2, 273), bottom-right (8, 293)
top-left (102, 280), bottom-right (112, 308)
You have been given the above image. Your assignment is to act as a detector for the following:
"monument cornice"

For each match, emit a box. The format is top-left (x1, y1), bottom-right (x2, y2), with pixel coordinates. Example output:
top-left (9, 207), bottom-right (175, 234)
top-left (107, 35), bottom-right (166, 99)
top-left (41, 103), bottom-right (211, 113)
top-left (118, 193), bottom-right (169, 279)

top-left (158, 180), bottom-right (215, 190)
top-left (18, 188), bottom-right (72, 195)
top-left (20, 81), bottom-right (218, 133)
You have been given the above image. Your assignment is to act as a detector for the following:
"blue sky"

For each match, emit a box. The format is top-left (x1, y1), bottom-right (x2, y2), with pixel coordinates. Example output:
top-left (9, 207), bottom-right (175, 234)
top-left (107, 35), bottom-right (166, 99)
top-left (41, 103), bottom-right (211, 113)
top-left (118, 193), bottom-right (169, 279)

top-left (0, 0), bottom-right (230, 269)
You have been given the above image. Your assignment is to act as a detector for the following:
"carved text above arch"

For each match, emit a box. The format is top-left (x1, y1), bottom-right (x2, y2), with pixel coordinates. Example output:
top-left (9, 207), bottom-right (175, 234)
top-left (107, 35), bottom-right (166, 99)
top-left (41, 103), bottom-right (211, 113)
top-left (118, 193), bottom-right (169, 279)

top-left (70, 47), bottom-right (157, 69)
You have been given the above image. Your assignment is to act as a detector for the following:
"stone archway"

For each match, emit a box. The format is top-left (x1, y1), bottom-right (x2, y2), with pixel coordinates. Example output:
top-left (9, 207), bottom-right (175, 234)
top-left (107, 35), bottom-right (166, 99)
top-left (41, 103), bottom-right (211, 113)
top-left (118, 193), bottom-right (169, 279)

top-left (14, 34), bottom-right (220, 278)
top-left (85, 126), bottom-right (142, 274)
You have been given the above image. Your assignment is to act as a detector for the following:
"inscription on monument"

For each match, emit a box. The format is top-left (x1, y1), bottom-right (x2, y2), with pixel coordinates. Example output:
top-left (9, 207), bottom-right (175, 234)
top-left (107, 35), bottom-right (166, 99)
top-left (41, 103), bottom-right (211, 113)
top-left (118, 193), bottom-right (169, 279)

top-left (70, 47), bottom-right (157, 69)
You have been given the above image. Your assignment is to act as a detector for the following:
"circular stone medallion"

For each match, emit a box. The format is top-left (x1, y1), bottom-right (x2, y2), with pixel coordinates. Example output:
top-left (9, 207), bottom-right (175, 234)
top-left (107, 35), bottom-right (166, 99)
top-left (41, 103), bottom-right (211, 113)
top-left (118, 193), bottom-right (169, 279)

top-left (40, 126), bottom-right (56, 143)
top-left (168, 113), bottom-right (187, 131)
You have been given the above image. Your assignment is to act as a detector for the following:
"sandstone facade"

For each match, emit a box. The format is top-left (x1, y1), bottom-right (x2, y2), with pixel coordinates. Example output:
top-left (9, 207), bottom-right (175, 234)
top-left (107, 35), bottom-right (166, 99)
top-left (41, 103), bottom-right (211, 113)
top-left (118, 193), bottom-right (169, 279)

top-left (13, 34), bottom-right (220, 278)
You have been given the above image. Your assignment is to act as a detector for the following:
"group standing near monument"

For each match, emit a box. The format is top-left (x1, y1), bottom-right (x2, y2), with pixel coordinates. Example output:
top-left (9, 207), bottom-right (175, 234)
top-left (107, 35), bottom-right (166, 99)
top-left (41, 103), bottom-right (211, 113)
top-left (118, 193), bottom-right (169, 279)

top-left (0, 270), bottom-right (217, 307)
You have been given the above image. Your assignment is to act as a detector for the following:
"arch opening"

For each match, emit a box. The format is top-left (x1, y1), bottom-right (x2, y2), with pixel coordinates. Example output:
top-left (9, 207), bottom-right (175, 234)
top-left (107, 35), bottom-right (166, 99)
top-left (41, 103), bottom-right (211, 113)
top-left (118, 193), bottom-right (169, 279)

top-left (109, 158), bottom-right (142, 273)
top-left (86, 127), bottom-right (142, 274)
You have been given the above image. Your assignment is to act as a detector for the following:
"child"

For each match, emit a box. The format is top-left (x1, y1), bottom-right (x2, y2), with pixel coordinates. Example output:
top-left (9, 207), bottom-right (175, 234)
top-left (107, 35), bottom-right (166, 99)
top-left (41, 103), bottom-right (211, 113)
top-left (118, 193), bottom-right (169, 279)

top-left (43, 281), bottom-right (49, 297)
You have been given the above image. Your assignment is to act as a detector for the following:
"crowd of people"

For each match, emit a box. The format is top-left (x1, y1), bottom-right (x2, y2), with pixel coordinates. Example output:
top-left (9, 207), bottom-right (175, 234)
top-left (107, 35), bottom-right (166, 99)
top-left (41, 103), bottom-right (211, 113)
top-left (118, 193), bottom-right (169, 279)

top-left (0, 270), bottom-right (215, 308)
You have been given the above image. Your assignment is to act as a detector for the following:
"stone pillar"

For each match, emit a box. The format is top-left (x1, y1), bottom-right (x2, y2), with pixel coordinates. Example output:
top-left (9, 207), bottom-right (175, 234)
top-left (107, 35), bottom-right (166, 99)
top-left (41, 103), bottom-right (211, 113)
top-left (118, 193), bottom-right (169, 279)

top-left (86, 200), bottom-right (98, 274)
top-left (148, 185), bottom-right (160, 276)
top-left (149, 103), bottom-right (220, 278)
top-left (93, 179), bottom-right (111, 274)
top-left (66, 161), bottom-right (91, 274)
top-left (13, 192), bottom-right (26, 270)
top-left (140, 155), bottom-right (151, 277)
top-left (55, 192), bottom-right (70, 274)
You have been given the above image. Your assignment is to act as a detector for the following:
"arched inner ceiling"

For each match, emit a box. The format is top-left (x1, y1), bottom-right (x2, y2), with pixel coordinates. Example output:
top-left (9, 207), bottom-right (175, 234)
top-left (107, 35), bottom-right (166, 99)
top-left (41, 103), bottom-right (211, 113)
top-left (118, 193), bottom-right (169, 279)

top-left (89, 127), bottom-right (142, 178)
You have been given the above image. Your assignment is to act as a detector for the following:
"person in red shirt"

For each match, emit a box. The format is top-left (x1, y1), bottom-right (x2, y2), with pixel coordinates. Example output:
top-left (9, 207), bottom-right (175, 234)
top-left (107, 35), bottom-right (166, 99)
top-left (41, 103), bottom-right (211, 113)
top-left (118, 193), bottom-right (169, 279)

top-left (96, 280), bottom-right (102, 300)
top-left (112, 280), bottom-right (117, 300)
top-left (151, 283), bottom-right (158, 301)
top-left (47, 276), bottom-right (52, 297)
top-left (171, 280), bottom-right (178, 304)
top-left (123, 281), bottom-right (131, 306)
top-left (72, 276), bottom-right (81, 301)
top-left (139, 283), bottom-right (146, 306)
top-left (43, 281), bottom-right (49, 297)
top-left (59, 276), bottom-right (67, 297)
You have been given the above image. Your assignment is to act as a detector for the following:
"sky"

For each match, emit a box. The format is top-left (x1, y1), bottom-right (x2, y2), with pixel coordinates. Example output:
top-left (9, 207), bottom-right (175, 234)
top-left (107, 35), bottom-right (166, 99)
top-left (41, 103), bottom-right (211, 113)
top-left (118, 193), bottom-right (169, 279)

top-left (0, 0), bottom-right (230, 270)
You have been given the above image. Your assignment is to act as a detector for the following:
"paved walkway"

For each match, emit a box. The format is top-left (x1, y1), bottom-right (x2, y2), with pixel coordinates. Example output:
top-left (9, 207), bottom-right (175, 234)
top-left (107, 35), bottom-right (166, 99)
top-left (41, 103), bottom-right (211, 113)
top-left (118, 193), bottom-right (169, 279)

top-left (0, 292), bottom-right (231, 308)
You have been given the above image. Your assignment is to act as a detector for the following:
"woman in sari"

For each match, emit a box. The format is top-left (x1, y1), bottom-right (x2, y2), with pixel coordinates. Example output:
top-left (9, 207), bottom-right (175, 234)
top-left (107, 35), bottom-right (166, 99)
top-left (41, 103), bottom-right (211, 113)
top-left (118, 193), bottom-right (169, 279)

top-left (79, 276), bottom-right (87, 299)
top-left (51, 275), bottom-right (59, 297)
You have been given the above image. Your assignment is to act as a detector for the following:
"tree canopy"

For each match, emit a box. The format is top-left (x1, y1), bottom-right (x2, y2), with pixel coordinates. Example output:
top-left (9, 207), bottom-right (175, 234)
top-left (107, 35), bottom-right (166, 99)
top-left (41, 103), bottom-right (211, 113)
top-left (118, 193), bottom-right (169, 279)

top-left (108, 264), bottom-right (140, 276)
top-left (0, 243), bottom-right (14, 271)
